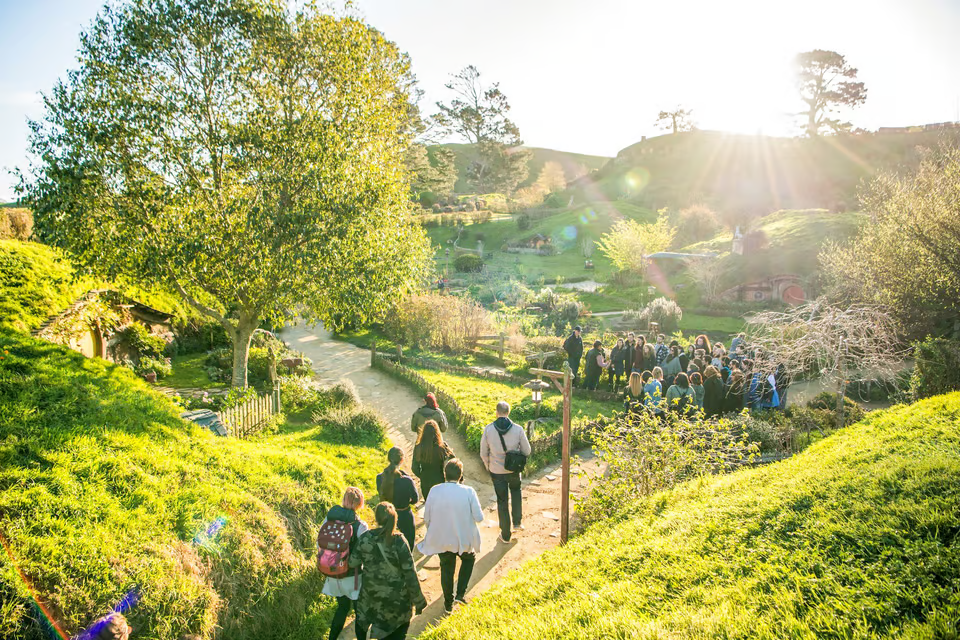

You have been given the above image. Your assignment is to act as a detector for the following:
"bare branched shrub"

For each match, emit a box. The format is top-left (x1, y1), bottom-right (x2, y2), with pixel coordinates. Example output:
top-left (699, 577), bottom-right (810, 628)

top-left (577, 410), bottom-right (758, 526)
top-left (685, 256), bottom-right (723, 304)
top-left (8, 209), bottom-right (34, 240)
top-left (747, 299), bottom-right (904, 426)
top-left (386, 292), bottom-right (492, 353)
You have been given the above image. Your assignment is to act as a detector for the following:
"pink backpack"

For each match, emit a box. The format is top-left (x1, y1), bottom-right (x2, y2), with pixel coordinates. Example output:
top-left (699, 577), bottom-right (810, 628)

top-left (317, 520), bottom-right (357, 583)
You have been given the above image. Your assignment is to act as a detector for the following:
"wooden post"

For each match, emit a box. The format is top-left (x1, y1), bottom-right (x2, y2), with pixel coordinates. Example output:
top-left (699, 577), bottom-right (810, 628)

top-left (396, 344), bottom-right (403, 364)
top-left (560, 362), bottom-right (572, 544)
top-left (498, 333), bottom-right (505, 364)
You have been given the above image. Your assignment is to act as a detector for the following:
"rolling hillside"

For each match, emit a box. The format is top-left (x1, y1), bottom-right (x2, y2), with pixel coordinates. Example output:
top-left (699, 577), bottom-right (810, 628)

top-left (0, 330), bottom-right (386, 640)
top-left (432, 143), bottom-right (610, 194)
top-left (424, 393), bottom-right (960, 639)
top-left (574, 128), bottom-right (954, 214)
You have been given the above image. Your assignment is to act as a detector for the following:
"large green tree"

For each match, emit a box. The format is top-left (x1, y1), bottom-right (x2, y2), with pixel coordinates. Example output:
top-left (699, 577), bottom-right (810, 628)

top-left (820, 142), bottom-right (960, 337)
top-left (795, 49), bottom-right (867, 136)
top-left (433, 65), bottom-right (530, 194)
top-left (23, 0), bottom-right (430, 387)
top-left (406, 143), bottom-right (456, 205)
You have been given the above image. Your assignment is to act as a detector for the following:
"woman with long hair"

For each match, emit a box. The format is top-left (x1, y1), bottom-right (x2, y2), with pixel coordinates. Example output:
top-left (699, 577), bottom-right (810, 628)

top-left (413, 420), bottom-right (454, 500)
top-left (377, 447), bottom-right (419, 549)
top-left (609, 337), bottom-right (627, 391)
top-left (694, 334), bottom-right (712, 354)
top-left (703, 365), bottom-right (725, 418)
top-left (725, 369), bottom-right (747, 413)
top-left (665, 371), bottom-right (696, 415)
top-left (411, 392), bottom-right (448, 434)
top-left (623, 371), bottom-right (644, 412)
top-left (350, 503), bottom-right (426, 640)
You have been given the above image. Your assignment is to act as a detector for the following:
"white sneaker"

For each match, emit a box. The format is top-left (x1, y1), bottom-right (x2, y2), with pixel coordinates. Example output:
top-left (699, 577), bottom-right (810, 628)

top-left (497, 534), bottom-right (516, 544)
top-left (512, 524), bottom-right (525, 532)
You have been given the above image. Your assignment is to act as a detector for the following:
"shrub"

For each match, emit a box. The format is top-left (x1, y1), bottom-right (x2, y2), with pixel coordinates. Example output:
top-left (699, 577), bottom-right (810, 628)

top-left (911, 337), bottom-right (960, 399)
top-left (122, 322), bottom-right (167, 360)
top-left (0, 208), bottom-right (34, 240)
top-left (806, 391), bottom-right (865, 426)
top-left (327, 379), bottom-right (361, 408)
top-left (385, 292), bottom-right (492, 354)
top-left (577, 409), bottom-right (758, 527)
top-left (419, 191), bottom-right (439, 209)
top-left (454, 253), bottom-right (484, 273)
top-left (136, 356), bottom-right (173, 379)
top-left (173, 319), bottom-right (230, 353)
top-left (638, 297), bottom-right (682, 333)
top-left (676, 204), bottom-right (719, 244)
top-left (517, 214), bottom-right (531, 231)
top-left (314, 406), bottom-right (387, 446)
top-left (279, 375), bottom-right (325, 414)
top-left (463, 201), bottom-right (476, 212)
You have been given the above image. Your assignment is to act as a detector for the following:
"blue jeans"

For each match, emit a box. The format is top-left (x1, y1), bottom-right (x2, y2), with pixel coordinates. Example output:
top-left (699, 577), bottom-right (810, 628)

top-left (491, 472), bottom-right (522, 541)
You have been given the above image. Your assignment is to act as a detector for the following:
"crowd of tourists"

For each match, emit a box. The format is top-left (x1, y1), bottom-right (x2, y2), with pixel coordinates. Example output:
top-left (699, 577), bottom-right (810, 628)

top-left (564, 326), bottom-right (789, 416)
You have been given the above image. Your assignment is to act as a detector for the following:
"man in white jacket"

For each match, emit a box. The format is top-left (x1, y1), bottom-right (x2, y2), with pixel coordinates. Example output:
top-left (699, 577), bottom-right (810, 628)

top-left (417, 458), bottom-right (484, 613)
top-left (479, 401), bottom-right (532, 543)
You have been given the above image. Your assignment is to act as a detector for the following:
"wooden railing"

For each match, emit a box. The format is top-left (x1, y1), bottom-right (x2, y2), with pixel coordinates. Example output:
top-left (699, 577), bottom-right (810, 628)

top-left (216, 389), bottom-right (278, 438)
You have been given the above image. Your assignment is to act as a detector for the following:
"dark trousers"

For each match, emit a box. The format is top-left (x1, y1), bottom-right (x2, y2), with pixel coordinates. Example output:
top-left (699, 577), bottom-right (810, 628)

top-left (584, 370), bottom-right (602, 390)
top-left (328, 596), bottom-right (353, 640)
top-left (491, 472), bottom-right (522, 541)
top-left (439, 551), bottom-right (476, 608)
top-left (355, 621), bottom-right (409, 640)
top-left (568, 357), bottom-right (580, 384)
top-left (397, 508), bottom-right (415, 550)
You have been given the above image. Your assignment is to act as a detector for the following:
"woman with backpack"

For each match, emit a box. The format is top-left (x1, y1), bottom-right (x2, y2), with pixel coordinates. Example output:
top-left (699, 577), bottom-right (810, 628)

top-left (350, 503), bottom-right (427, 640)
top-left (690, 371), bottom-right (705, 410)
top-left (319, 487), bottom-right (368, 640)
top-left (665, 372), bottom-right (696, 416)
top-left (377, 447), bottom-right (419, 549)
top-left (413, 420), bottom-right (454, 501)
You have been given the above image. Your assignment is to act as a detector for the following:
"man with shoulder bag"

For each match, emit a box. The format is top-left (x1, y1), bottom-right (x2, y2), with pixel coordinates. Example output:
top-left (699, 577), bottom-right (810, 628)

top-left (479, 401), bottom-right (532, 543)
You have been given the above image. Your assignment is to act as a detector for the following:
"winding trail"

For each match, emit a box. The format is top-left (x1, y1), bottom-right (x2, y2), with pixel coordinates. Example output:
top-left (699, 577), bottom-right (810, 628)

top-left (282, 321), bottom-right (595, 638)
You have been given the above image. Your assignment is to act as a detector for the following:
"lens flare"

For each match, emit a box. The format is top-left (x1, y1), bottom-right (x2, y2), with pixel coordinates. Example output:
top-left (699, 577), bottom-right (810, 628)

top-left (560, 225), bottom-right (578, 241)
top-left (0, 531), bottom-right (68, 640)
top-left (623, 167), bottom-right (651, 194)
top-left (193, 516), bottom-right (229, 548)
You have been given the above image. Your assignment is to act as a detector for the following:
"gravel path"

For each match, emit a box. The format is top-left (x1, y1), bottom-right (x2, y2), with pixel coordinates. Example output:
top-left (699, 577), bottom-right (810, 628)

top-left (281, 321), bottom-right (597, 638)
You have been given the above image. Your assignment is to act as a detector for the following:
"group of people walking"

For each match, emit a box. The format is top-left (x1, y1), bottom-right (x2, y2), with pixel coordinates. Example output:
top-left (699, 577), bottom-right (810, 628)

top-left (565, 328), bottom-right (788, 415)
top-left (319, 395), bottom-right (530, 639)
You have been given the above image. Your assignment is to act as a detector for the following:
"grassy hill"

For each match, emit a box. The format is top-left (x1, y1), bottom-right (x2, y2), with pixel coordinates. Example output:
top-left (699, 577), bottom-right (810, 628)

top-left (424, 393), bottom-right (960, 639)
top-left (681, 208), bottom-right (865, 291)
top-left (0, 330), bottom-right (386, 640)
top-left (432, 143), bottom-right (610, 194)
top-left (0, 239), bottom-right (204, 333)
top-left (575, 129), bottom-right (953, 214)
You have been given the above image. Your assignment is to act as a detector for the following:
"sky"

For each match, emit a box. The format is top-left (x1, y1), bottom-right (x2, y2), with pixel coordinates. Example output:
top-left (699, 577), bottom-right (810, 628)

top-left (2, 0), bottom-right (959, 200)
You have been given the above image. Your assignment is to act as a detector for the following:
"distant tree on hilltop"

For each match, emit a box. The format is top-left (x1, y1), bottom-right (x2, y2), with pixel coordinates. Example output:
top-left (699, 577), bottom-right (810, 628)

top-left (656, 107), bottom-right (695, 135)
top-left (433, 65), bottom-right (530, 194)
top-left (795, 49), bottom-right (867, 136)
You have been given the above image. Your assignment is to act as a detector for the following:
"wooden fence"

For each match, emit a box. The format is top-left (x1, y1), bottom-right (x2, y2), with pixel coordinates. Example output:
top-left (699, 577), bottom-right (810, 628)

top-left (216, 389), bottom-right (279, 438)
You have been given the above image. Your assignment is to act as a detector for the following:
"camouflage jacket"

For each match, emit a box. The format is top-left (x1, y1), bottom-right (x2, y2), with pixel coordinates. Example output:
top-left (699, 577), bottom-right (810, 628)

top-left (349, 528), bottom-right (426, 631)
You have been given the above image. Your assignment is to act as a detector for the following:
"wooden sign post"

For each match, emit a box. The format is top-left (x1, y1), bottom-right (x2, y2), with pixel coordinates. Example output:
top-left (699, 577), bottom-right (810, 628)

top-left (529, 362), bottom-right (573, 544)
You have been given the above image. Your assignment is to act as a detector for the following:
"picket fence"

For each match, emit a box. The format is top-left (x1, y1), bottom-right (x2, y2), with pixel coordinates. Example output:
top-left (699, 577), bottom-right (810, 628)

top-left (216, 390), bottom-right (279, 438)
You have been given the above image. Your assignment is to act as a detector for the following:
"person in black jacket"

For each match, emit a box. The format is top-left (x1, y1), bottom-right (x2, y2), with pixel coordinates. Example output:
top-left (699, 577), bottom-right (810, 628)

top-left (377, 447), bottom-right (420, 549)
top-left (608, 337), bottom-right (627, 391)
top-left (563, 325), bottom-right (584, 385)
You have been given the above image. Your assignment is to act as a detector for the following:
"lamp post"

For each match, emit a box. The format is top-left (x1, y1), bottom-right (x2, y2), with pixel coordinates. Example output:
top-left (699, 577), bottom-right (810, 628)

top-left (528, 362), bottom-right (573, 543)
top-left (523, 378), bottom-right (551, 419)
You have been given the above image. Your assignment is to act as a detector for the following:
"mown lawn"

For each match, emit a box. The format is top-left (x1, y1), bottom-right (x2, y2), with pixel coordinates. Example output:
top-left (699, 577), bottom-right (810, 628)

top-left (409, 366), bottom-right (617, 450)
top-left (423, 393), bottom-right (960, 639)
top-left (164, 352), bottom-right (226, 390)
top-left (0, 330), bottom-right (387, 640)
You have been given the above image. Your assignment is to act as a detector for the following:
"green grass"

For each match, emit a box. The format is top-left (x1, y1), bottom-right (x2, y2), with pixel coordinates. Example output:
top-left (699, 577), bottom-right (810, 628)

top-left (410, 366), bottom-right (617, 450)
top-left (164, 353), bottom-right (226, 390)
top-left (0, 330), bottom-right (387, 640)
top-left (0, 240), bottom-right (91, 333)
top-left (428, 200), bottom-right (655, 283)
top-left (423, 392), bottom-right (960, 639)
top-left (677, 313), bottom-right (745, 336)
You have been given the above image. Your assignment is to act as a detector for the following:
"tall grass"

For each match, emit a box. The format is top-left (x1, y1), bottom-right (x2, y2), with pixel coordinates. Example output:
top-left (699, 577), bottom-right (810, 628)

top-left (0, 331), bottom-right (387, 639)
top-left (423, 393), bottom-right (960, 639)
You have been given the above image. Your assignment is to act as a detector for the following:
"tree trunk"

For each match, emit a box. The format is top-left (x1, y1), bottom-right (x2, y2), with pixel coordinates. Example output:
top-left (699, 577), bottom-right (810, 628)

top-left (231, 321), bottom-right (257, 388)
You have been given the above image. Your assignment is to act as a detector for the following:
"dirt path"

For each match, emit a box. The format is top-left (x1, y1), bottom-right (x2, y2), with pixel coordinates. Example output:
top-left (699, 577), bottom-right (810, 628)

top-left (282, 321), bottom-right (596, 638)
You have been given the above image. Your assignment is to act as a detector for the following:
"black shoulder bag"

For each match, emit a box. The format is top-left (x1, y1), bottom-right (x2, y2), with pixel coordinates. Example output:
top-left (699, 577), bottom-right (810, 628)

top-left (497, 425), bottom-right (527, 473)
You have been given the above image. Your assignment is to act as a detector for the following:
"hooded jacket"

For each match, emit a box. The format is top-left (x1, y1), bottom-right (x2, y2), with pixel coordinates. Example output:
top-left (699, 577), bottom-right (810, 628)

top-left (411, 404), bottom-right (448, 433)
top-left (480, 417), bottom-right (532, 475)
